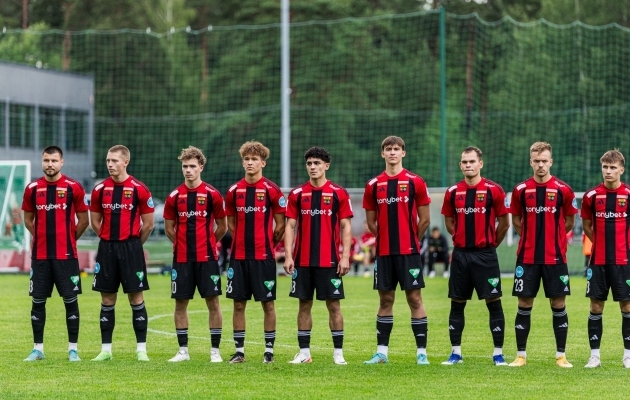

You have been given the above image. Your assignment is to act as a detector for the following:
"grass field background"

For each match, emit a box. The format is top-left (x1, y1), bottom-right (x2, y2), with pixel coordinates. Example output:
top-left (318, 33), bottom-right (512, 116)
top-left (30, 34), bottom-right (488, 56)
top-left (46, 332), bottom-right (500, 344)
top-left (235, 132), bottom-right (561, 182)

top-left (2, 268), bottom-right (630, 399)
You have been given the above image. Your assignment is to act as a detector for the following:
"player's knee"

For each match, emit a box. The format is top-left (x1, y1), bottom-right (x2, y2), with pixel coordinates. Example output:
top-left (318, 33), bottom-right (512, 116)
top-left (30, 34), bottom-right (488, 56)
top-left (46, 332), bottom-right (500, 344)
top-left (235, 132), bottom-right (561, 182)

top-left (590, 301), bottom-right (604, 314)
top-left (325, 299), bottom-right (341, 314)
top-left (262, 300), bottom-right (275, 313)
top-left (63, 296), bottom-right (79, 312)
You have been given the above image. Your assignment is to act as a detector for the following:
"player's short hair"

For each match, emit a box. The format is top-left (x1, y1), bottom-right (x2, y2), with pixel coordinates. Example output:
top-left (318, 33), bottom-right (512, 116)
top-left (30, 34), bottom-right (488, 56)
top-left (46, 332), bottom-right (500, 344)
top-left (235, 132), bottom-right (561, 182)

top-left (461, 146), bottom-right (483, 160)
top-left (108, 145), bottom-right (131, 161)
top-left (304, 147), bottom-right (330, 163)
top-left (381, 136), bottom-right (405, 151)
top-left (431, 226), bottom-right (440, 232)
top-left (600, 149), bottom-right (625, 167)
top-left (42, 146), bottom-right (63, 158)
top-left (239, 141), bottom-right (270, 161)
top-left (530, 141), bottom-right (552, 156)
top-left (178, 146), bottom-right (206, 167)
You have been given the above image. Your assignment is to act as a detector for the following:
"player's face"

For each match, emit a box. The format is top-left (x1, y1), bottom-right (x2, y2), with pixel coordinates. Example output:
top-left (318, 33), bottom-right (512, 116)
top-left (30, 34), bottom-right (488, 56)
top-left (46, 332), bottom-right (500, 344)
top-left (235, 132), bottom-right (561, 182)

top-left (601, 161), bottom-right (624, 185)
top-left (530, 150), bottom-right (553, 179)
top-left (181, 158), bottom-right (203, 184)
top-left (106, 151), bottom-right (129, 178)
top-left (242, 154), bottom-right (265, 177)
top-left (459, 151), bottom-right (483, 179)
top-left (305, 157), bottom-right (329, 181)
top-left (381, 144), bottom-right (405, 166)
top-left (41, 152), bottom-right (63, 179)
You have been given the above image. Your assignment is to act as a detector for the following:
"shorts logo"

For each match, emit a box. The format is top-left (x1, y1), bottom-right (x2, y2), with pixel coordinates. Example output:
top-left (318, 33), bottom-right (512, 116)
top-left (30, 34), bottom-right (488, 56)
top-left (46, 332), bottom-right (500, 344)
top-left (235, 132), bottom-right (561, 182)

top-left (323, 196), bottom-right (331, 205)
top-left (198, 196), bottom-right (205, 205)
top-left (292, 270), bottom-right (298, 279)
top-left (227, 268), bottom-right (234, 279)
top-left (330, 279), bottom-right (342, 288)
top-left (94, 262), bottom-right (100, 274)
top-left (409, 269), bottom-right (420, 279)
top-left (70, 275), bottom-right (80, 290)
top-left (515, 266), bottom-right (524, 278)
top-left (264, 280), bottom-right (275, 290)
top-left (547, 192), bottom-right (555, 201)
top-left (257, 192), bottom-right (265, 201)
top-left (586, 268), bottom-right (592, 280)
top-left (124, 190), bottom-right (132, 199)
top-left (57, 190), bottom-right (65, 198)
top-left (136, 272), bottom-right (144, 281)
top-left (279, 196), bottom-right (286, 207)
top-left (210, 275), bottom-right (220, 284)
top-left (171, 270), bottom-right (177, 280)
top-left (399, 184), bottom-right (407, 192)
top-left (488, 278), bottom-right (500, 287)
top-left (559, 275), bottom-right (569, 285)
top-left (147, 197), bottom-right (155, 208)
top-left (626, 279), bottom-right (630, 287)
top-left (620, 198), bottom-right (627, 207)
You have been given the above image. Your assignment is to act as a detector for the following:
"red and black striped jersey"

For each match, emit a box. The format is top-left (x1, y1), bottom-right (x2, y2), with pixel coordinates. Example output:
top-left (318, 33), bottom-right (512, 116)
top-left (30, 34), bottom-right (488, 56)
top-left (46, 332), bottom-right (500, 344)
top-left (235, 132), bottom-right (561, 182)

top-left (363, 169), bottom-right (431, 256)
top-left (581, 183), bottom-right (630, 265)
top-left (90, 176), bottom-right (154, 241)
top-left (22, 175), bottom-right (88, 260)
top-left (225, 177), bottom-right (286, 260)
top-left (510, 176), bottom-right (577, 264)
top-left (286, 180), bottom-right (353, 268)
top-left (442, 178), bottom-right (508, 249)
top-left (163, 182), bottom-right (226, 263)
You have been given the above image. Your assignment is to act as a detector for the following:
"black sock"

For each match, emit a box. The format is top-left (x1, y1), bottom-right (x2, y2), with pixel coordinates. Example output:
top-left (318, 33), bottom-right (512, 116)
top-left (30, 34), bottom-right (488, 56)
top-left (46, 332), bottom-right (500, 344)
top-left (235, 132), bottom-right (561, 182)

top-left (411, 317), bottom-right (428, 349)
top-left (298, 330), bottom-right (311, 349)
top-left (376, 315), bottom-right (393, 346)
top-left (622, 312), bottom-right (630, 350)
top-left (331, 330), bottom-right (344, 349)
top-left (233, 330), bottom-right (245, 351)
top-left (487, 300), bottom-right (505, 348)
top-left (31, 298), bottom-right (47, 344)
top-left (515, 306), bottom-right (532, 351)
top-left (100, 304), bottom-right (115, 344)
top-left (588, 312), bottom-right (602, 350)
top-left (63, 296), bottom-right (80, 344)
top-left (448, 301), bottom-right (466, 346)
top-left (210, 328), bottom-right (222, 349)
top-left (176, 328), bottom-right (188, 348)
top-left (552, 306), bottom-right (568, 352)
top-left (131, 302), bottom-right (148, 343)
top-left (264, 330), bottom-right (276, 351)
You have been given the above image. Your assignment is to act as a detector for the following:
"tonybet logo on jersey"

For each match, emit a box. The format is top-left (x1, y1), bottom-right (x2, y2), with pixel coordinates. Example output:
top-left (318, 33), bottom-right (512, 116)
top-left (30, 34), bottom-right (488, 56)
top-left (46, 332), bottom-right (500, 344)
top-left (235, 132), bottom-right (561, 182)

top-left (236, 206), bottom-right (266, 213)
top-left (377, 196), bottom-right (409, 205)
top-left (455, 207), bottom-right (486, 214)
top-left (301, 209), bottom-right (332, 216)
top-left (102, 203), bottom-right (134, 210)
top-left (36, 203), bottom-right (67, 211)
top-left (595, 211), bottom-right (628, 218)
top-left (525, 206), bottom-right (556, 214)
top-left (178, 210), bottom-right (207, 218)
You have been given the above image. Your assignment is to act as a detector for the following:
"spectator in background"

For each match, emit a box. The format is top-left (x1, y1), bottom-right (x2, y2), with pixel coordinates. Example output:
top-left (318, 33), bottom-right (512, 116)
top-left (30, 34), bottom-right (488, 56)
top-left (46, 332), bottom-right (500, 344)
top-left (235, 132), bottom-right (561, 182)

top-left (359, 222), bottom-right (376, 277)
top-left (427, 227), bottom-right (450, 278)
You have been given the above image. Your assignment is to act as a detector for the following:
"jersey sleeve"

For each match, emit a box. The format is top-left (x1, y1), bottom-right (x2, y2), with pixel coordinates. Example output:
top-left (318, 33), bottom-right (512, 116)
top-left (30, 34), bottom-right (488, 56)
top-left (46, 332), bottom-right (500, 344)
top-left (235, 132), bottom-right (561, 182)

top-left (270, 187), bottom-right (287, 215)
top-left (562, 186), bottom-right (578, 217)
top-left (581, 191), bottom-right (594, 220)
top-left (73, 183), bottom-right (89, 213)
top-left (413, 176), bottom-right (431, 207)
top-left (338, 188), bottom-right (353, 220)
top-left (138, 186), bottom-right (155, 215)
top-left (509, 186), bottom-right (523, 216)
top-left (285, 189), bottom-right (299, 220)
top-left (90, 185), bottom-right (103, 213)
top-left (441, 187), bottom-right (455, 217)
top-left (362, 180), bottom-right (377, 211)
top-left (211, 190), bottom-right (226, 219)
top-left (492, 185), bottom-right (508, 217)
top-left (224, 186), bottom-right (236, 216)
top-left (163, 190), bottom-right (177, 221)
top-left (21, 182), bottom-right (36, 212)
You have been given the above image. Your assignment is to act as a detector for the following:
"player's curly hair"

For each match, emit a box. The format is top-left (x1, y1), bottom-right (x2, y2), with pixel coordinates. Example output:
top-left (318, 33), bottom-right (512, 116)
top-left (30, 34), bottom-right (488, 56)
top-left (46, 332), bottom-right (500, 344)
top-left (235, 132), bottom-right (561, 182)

top-left (304, 147), bottom-right (330, 163)
top-left (381, 136), bottom-right (405, 151)
top-left (108, 145), bottom-right (130, 161)
top-left (462, 146), bottom-right (483, 160)
top-left (600, 149), bottom-right (625, 167)
top-left (178, 146), bottom-right (206, 167)
top-left (239, 141), bottom-right (270, 161)
top-left (530, 141), bottom-right (552, 156)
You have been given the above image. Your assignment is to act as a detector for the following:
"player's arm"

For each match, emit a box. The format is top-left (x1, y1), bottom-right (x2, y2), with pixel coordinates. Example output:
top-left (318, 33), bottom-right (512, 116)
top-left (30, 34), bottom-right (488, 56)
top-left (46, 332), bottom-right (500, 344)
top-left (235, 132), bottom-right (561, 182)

top-left (583, 218), bottom-right (593, 242)
top-left (90, 211), bottom-right (102, 235)
top-left (214, 216), bottom-right (228, 242)
top-left (273, 213), bottom-right (285, 246)
top-left (417, 204), bottom-right (430, 239)
top-left (495, 214), bottom-right (510, 246)
top-left (139, 212), bottom-right (155, 244)
top-left (283, 217), bottom-right (297, 275)
top-left (366, 210), bottom-right (377, 236)
top-left (564, 214), bottom-right (575, 234)
top-left (338, 217), bottom-right (352, 276)
top-left (444, 216), bottom-right (454, 235)
top-left (227, 215), bottom-right (235, 236)
top-left (75, 211), bottom-right (89, 239)
top-left (165, 219), bottom-right (176, 243)
top-left (23, 211), bottom-right (35, 236)
top-left (512, 215), bottom-right (522, 236)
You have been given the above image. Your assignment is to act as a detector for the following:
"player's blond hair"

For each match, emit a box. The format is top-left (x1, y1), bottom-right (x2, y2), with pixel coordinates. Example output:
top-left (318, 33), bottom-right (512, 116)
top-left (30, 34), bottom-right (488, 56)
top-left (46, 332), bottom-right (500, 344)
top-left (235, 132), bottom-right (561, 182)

top-left (462, 146), bottom-right (483, 160)
top-left (108, 145), bottom-right (130, 161)
top-left (178, 146), bottom-right (206, 167)
top-left (600, 149), bottom-right (625, 167)
top-left (381, 136), bottom-right (405, 151)
top-left (239, 141), bottom-right (270, 161)
top-left (530, 141), bottom-right (552, 156)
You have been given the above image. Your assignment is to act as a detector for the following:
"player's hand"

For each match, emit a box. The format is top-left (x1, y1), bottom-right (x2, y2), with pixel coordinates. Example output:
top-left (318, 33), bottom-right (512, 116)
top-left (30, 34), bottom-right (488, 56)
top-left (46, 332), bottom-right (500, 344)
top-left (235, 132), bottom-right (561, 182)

top-left (337, 258), bottom-right (350, 277)
top-left (284, 258), bottom-right (295, 275)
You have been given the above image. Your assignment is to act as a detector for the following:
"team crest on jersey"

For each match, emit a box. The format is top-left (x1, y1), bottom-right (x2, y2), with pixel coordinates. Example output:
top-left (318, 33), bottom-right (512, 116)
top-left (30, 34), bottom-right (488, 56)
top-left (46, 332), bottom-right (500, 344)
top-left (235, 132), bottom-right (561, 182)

top-left (57, 189), bottom-right (66, 198)
top-left (124, 190), bottom-right (132, 199)
top-left (619, 198), bottom-right (627, 207)
top-left (256, 192), bottom-right (265, 201)
top-left (198, 196), bottom-right (206, 205)
top-left (547, 192), bottom-right (555, 201)
top-left (476, 193), bottom-right (485, 202)
top-left (323, 196), bottom-right (331, 205)
top-left (399, 184), bottom-right (407, 192)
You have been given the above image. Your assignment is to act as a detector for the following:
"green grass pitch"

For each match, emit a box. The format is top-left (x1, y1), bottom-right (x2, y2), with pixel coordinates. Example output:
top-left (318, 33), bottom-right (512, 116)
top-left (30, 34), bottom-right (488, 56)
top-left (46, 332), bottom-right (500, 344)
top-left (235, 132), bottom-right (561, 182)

top-left (2, 271), bottom-right (630, 399)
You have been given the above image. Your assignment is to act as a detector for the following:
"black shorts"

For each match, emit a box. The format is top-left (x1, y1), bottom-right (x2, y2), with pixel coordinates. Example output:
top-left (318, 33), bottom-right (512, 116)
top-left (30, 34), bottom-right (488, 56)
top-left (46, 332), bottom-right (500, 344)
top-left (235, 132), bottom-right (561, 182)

top-left (29, 259), bottom-right (82, 298)
top-left (374, 254), bottom-right (425, 291)
top-left (171, 260), bottom-right (222, 299)
top-left (226, 259), bottom-right (276, 302)
top-left (449, 247), bottom-right (502, 300)
top-left (586, 265), bottom-right (630, 302)
top-left (92, 238), bottom-right (149, 294)
top-left (289, 266), bottom-right (344, 301)
top-left (512, 264), bottom-right (570, 298)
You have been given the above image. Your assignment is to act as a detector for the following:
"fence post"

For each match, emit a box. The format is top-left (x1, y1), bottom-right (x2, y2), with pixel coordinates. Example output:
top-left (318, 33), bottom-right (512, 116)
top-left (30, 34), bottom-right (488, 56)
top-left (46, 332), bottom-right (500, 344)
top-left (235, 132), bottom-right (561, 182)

top-left (439, 5), bottom-right (447, 186)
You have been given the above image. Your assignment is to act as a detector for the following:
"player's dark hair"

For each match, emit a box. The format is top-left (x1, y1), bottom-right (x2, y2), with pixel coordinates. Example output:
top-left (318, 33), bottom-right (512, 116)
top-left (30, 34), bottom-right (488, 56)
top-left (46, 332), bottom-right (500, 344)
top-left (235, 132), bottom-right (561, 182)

top-left (304, 147), bottom-right (330, 163)
top-left (462, 146), bottom-right (483, 160)
top-left (432, 226), bottom-right (440, 232)
top-left (42, 146), bottom-right (63, 158)
top-left (381, 136), bottom-right (405, 151)
top-left (600, 149), bottom-right (625, 167)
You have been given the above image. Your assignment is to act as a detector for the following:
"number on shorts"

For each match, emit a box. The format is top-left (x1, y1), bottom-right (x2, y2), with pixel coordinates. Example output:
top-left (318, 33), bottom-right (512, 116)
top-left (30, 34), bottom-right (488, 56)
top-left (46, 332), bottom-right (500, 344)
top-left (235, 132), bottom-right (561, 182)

top-left (226, 280), bottom-right (233, 294)
top-left (586, 281), bottom-right (590, 294)
top-left (291, 280), bottom-right (296, 294)
top-left (171, 281), bottom-right (177, 294)
top-left (29, 280), bottom-right (33, 293)
top-left (514, 279), bottom-right (524, 292)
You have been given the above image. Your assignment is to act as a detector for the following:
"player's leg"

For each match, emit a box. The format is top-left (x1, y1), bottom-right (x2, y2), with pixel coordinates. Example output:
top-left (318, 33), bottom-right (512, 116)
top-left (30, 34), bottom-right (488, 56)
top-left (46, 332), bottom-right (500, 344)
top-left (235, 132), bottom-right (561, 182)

top-left (365, 256), bottom-right (396, 364)
top-left (289, 266), bottom-right (313, 364)
top-left (92, 292), bottom-right (117, 361)
top-left (316, 268), bottom-right (346, 364)
top-left (541, 264), bottom-right (572, 367)
top-left (610, 265), bottom-right (630, 368)
top-left (199, 261), bottom-right (223, 362)
top-left (92, 241), bottom-right (119, 361)
top-left (255, 259), bottom-right (277, 363)
top-left (406, 288), bottom-right (429, 365)
top-left (206, 296), bottom-right (223, 362)
top-left (584, 265), bottom-right (607, 368)
top-left (24, 260), bottom-right (52, 361)
top-left (443, 249), bottom-right (471, 365)
top-left (231, 299), bottom-right (247, 363)
top-left (327, 299), bottom-right (346, 365)
top-left (620, 300), bottom-right (630, 368)
top-left (128, 291), bottom-right (149, 361)
top-left (261, 300), bottom-right (276, 363)
top-left (225, 260), bottom-right (248, 363)
top-left (169, 298), bottom-right (191, 362)
top-left (53, 259), bottom-right (82, 361)
top-left (509, 264), bottom-right (541, 367)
